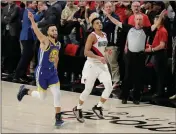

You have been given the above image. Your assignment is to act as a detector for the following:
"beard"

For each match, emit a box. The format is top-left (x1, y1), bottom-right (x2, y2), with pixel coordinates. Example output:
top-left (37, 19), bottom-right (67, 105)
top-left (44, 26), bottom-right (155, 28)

top-left (49, 34), bottom-right (58, 40)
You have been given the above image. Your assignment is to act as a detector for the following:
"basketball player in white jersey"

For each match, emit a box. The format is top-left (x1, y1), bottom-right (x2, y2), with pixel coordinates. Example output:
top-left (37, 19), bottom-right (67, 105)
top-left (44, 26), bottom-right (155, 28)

top-left (73, 13), bottom-right (113, 123)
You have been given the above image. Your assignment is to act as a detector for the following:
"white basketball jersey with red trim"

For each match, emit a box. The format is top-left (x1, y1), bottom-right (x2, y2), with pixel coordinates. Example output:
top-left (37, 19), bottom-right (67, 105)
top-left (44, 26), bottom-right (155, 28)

top-left (87, 32), bottom-right (108, 63)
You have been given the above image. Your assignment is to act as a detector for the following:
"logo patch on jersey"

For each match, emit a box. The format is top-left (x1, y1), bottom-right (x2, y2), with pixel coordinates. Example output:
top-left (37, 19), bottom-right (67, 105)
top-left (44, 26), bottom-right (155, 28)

top-left (49, 49), bottom-right (59, 62)
top-left (98, 41), bottom-right (108, 47)
top-left (56, 42), bottom-right (61, 50)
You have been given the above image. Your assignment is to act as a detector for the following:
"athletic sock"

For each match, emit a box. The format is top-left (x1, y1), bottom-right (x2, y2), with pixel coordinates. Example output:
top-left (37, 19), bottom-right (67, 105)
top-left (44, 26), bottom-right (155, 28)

top-left (77, 103), bottom-right (83, 109)
top-left (97, 101), bottom-right (103, 107)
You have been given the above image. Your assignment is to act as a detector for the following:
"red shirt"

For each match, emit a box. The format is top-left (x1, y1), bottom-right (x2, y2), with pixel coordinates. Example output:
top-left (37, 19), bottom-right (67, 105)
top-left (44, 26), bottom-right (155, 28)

top-left (128, 13), bottom-right (151, 27)
top-left (15, 1), bottom-right (21, 7)
top-left (74, 1), bottom-right (79, 5)
top-left (115, 4), bottom-right (127, 23)
top-left (89, 1), bottom-right (96, 10)
top-left (152, 26), bottom-right (168, 48)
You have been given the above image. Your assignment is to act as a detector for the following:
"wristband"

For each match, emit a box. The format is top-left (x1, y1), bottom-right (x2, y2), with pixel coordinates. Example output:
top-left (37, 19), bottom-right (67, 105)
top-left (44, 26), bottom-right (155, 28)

top-left (151, 48), bottom-right (155, 52)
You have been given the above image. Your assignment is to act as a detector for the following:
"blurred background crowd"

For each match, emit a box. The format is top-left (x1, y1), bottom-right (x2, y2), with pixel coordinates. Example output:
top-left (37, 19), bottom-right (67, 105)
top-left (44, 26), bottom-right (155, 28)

top-left (1, 0), bottom-right (176, 106)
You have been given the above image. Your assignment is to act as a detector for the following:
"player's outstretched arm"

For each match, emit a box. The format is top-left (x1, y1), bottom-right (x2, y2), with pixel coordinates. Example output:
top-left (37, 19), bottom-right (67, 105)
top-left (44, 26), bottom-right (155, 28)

top-left (28, 11), bottom-right (49, 50)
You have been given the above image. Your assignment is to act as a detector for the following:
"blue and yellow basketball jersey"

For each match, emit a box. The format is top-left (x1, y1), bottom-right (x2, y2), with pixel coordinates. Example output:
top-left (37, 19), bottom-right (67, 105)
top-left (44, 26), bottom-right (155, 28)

top-left (35, 39), bottom-right (61, 90)
top-left (37, 40), bottom-right (61, 69)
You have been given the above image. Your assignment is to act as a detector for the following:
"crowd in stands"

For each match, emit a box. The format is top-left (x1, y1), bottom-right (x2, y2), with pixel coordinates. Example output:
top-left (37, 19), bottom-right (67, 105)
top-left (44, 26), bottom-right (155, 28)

top-left (1, 1), bottom-right (176, 102)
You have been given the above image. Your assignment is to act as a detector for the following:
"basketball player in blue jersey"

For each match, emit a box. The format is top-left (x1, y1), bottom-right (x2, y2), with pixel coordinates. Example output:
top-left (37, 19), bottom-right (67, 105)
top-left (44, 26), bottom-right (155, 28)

top-left (73, 13), bottom-right (113, 123)
top-left (17, 11), bottom-right (64, 126)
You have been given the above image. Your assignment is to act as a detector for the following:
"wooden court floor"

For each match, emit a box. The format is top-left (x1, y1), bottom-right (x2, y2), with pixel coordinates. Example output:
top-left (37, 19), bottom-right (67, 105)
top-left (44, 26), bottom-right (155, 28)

top-left (1, 81), bottom-right (176, 133)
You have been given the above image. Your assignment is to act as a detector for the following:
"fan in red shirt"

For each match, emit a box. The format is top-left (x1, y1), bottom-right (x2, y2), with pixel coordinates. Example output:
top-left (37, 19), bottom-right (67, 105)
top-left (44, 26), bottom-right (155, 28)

top-left (145, 15), bottom-right (168, 98)
top-left (114, 1), bottom-right (130, 23)
top-left (15, 1), bottom-right (21, 7)
top-left (128, 1), bottom-right (151, 27)
top-left (145, 15), bottom-right (168, 53)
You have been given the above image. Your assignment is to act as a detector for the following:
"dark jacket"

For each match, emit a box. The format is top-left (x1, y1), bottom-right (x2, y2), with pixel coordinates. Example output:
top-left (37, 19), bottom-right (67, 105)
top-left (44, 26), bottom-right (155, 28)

top-left (100, 12), bottom-right (120, 46)
top-left (1, 3), bottom-right (21, 37)
top-left (20, 8), bottom-right (43, 40)
top-left (38, 2), bottom-right (63, 29)
top-left (73, 8), bottom-right (85, 20)
top-left (170, 1), bottom-right (176, 37)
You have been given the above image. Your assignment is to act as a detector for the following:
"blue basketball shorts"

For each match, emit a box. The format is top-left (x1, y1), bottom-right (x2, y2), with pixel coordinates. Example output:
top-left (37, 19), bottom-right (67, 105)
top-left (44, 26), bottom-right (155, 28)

top-left (35, 66), bottom-right (59, 91)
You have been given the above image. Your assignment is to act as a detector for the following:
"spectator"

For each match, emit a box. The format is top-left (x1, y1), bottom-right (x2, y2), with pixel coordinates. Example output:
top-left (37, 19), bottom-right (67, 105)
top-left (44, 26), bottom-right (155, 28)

top-left (37, 1), bottom-right (63, 34)
top-left (116, 5), bottom-right (133, 81)
top-left (169, 1), bottom-right (176, 100)
top-left (141, 2), bottom-right (156, 24)
top-left (12, 1), bottom-right (43, 83)
top-left (1, 1), bottom-right (21, 80)
top-left (164, 4), bottom-right (175, 58)
top-left (61, 1), bottom-right (78, 26)
top-left (141, 1), bottom-right (153, 15)
top-left (1, 1), bottom-right (8, 8)
top-left (73, 1), bottom-right (86, 43)
top-left (145, 2), bottom-right (163, 47)
top-left (145, 15), bottom-right (168, 98)
top-left (30, 1), bottom-right (49, 76)
top-left (128, 1), bottom-right (151, 27)
top-left (95, 1), bottom-right (104, 14)
top-left (114, 1), bottom-right (131, 23)
top-left (19, 2), bottom-right (26, 21)
top-left (61, 1), bottom-right (79, 45)
top-left (105, 10), bottom-right (165, 104)
top-left (96, 2), bottom-right (120, 89)
top-left (147, 2), bottom-right (164, 24)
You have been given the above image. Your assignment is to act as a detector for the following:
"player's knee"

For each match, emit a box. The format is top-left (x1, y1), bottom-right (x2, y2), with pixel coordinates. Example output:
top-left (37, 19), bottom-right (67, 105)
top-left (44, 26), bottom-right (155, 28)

top-left (53, 88), bottom-right (61, 100)
top-left (101, 81), bottom-right (113, 99)
top-left (50, 85), bottom-right (61, 107)
top-left (79, 87), bottom-right (92, 101)
top-left (39, 93), bottom-right (47, 101)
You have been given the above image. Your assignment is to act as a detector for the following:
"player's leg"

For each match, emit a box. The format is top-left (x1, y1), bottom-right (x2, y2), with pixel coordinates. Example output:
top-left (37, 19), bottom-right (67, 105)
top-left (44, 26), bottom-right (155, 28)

top-left (92, 66), bottom-right (113, 119)
top-left (17, 78), bottom-right (47, 101)
top-left (49, 83), bottom-right (64, 126)
top-left (73, 61), bottom-right (98, 123)
top-left (48, 73), bottom-right (64, 126)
